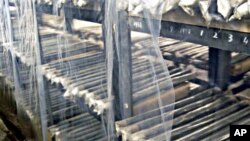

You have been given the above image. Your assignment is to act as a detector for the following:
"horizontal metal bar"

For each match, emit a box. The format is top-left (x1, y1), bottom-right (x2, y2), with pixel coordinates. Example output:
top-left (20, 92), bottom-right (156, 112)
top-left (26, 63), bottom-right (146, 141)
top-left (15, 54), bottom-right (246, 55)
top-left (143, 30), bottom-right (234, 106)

top-left (129, 16), bottom-right (250, 55)
top-left (37, 4), bottom-right (102, 24)
top-left (37, 5), bottom-right (250, 54)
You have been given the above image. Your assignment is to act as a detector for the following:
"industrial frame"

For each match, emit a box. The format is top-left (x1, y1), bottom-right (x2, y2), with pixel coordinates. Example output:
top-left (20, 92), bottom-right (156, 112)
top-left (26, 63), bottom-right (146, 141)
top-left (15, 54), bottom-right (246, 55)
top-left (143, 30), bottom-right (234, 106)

top-left (4, 1), bottom-right (250, 140)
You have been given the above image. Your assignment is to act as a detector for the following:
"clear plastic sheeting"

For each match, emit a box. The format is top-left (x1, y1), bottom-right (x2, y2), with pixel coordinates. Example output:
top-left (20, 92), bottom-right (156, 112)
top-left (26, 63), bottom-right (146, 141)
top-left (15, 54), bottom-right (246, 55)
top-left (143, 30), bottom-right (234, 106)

top-left (37, 0), bottom-right (175, 140)
top-left (1, 0), bottom-right (250, 141)
top-left (0, 0), bottom-right (13, 84)
top-left (120, 1), bottom-right (175, 140)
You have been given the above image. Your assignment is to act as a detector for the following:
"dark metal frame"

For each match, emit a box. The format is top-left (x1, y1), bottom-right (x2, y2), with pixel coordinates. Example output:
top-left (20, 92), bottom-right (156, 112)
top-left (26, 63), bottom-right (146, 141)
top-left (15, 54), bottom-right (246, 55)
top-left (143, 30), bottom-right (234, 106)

top-left (39, 3), bottom-right (134, 120)
top-left (101, 1), bottom-right (133, 120)
top-left (36, 2), bottom-right (250, 121)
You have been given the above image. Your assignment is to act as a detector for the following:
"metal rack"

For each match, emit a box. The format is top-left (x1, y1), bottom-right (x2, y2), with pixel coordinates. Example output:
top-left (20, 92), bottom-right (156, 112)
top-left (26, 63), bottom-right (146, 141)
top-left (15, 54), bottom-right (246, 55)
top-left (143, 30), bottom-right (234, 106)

top-left (38, 1), bottom-right (250, 115)
top-left (2, 2), bottom-right (109, 140)
top-left (129, 15), bottom-right (249, 90)
top-left (3, 1), bottom-right (250, 140)
top-left (39, 2), bottom-right (133, 120)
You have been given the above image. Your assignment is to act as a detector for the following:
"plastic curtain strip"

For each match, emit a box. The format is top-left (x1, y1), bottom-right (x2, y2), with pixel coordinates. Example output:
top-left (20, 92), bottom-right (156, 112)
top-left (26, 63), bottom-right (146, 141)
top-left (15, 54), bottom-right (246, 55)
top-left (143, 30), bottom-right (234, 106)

top-left (115, 1), bottom-right (175, 141)
top-left (105, 0), bottom-right (175, 140)
top-left (14, 0), bottom-right (47, 140)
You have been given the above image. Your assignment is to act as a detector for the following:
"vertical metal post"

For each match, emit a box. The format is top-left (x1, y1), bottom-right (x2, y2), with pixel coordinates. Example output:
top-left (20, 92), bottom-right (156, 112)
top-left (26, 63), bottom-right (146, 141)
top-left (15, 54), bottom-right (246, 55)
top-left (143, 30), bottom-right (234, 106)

top-left (62, 1), bottom-right (73, 33)
top-left (208, 48), bottom-right (231, 90)
top-left (116, 10), bottom-right (133, 119)
top-left (103, 0), bottom-right (133, 120)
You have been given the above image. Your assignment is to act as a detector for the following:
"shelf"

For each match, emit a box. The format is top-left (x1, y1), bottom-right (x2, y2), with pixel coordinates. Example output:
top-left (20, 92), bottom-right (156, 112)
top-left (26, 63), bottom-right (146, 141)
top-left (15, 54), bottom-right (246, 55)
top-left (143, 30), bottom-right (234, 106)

top-left (129, 16), bottom-right (250, 55)
top-left (38, 4), bottom-right (250, 55)
top-left (37, 4), bottom-right (102, 24)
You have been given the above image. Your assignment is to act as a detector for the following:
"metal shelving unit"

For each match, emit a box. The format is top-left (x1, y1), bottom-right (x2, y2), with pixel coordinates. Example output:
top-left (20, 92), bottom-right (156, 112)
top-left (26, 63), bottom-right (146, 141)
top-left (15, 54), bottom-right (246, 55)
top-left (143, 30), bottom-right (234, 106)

top-left (38, 3), bottom-right (250, 91)
top-left (2, 1), bottom-right (106, 140)
top-left (129, 15), bottom-right (249, 90)
top-left (37, 2), bottom-right (250, 119)
top-left (3, 1), bottom-right (250, 140)
top-left (38, 2), bottom-right (134, 120)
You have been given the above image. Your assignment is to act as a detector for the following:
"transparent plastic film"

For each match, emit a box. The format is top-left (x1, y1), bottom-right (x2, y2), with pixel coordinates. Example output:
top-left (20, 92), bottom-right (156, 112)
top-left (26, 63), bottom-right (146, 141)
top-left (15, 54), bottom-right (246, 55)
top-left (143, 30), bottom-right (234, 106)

top-left (1, 0), bottom-right (250, 141)
top-left (0, 1), bottom-right (44, 140)
top-left (36, 0), bottom-right (107, 140)
top-left (0, 0), bottom-right (14, 84)
top-left (113, 1), bottom-right (176, 141)
top-left (146, 1), bottom-right (250, 141)
top-left (10, 0), bottom-right (48, 140)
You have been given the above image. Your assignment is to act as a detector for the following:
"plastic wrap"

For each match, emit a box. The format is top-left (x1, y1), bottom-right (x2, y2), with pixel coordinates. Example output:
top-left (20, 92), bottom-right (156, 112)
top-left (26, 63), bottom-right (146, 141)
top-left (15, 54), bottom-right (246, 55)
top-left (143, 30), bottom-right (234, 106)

top-left (1, 0), bottom-right (250, 141)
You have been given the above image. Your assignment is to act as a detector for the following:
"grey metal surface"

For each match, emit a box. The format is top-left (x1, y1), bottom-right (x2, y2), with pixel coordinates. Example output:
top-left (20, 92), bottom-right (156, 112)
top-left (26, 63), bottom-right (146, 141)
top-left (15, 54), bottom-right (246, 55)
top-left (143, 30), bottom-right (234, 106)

top-left (116, 87), bottom-right (250, 141)
top-left (37, 28), bottom-right (195, 115)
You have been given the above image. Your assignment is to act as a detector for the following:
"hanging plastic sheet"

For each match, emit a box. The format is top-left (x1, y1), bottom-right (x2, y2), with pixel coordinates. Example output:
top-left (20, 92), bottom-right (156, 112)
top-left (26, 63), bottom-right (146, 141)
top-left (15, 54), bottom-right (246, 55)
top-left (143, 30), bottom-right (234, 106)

top-left (35, 0), bottom-right (176, 140)
top-left (0, 0), bottom-right (176, 140)
top-left (114, 1), bottom-right (176, 141)
top-left (37, 0), bottom-right (107, 140)
top-left (1, 0), bottom-right (250, 141)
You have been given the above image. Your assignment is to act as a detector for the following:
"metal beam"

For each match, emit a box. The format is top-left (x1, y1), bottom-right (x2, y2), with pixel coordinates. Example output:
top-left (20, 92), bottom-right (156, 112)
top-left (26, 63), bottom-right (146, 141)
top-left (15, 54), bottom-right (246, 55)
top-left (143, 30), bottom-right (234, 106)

top-left (62, 2), bottom-right (73, 33)
top-left (116, 10), bottom-right (133, 119)
top-left (37, 4), bottom-right (250, 54)
top-left (38, 4), bottom-right (103, 24)
top-left (208, 48), bottom-right (231, 90)
top-left (129, 17), bottom-right (250, 55)
top-left (103, 2), bottom-right (132, 120)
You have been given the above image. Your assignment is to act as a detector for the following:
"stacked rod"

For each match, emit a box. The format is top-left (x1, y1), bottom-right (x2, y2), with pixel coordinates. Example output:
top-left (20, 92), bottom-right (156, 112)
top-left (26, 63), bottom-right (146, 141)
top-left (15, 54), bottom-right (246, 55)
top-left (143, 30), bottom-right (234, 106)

top-left (116, 87), bottom-right (250, 141)
top-left (15, 62), bottom-right (107, 140)
top-left (3, 1), bottom-right (250, 140)
top-left (1, 4), bottom-right (109, 140)
top-left (35, 26), bottom-right (196, 115)
top-left (5, 12), bottom-right (196, 140)
top-left (5, 13), bottom-right (250, 140)
top-left (159, 37), bottom-right (250, 76)
top-left (45, 81), bottom-right (107, 141)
